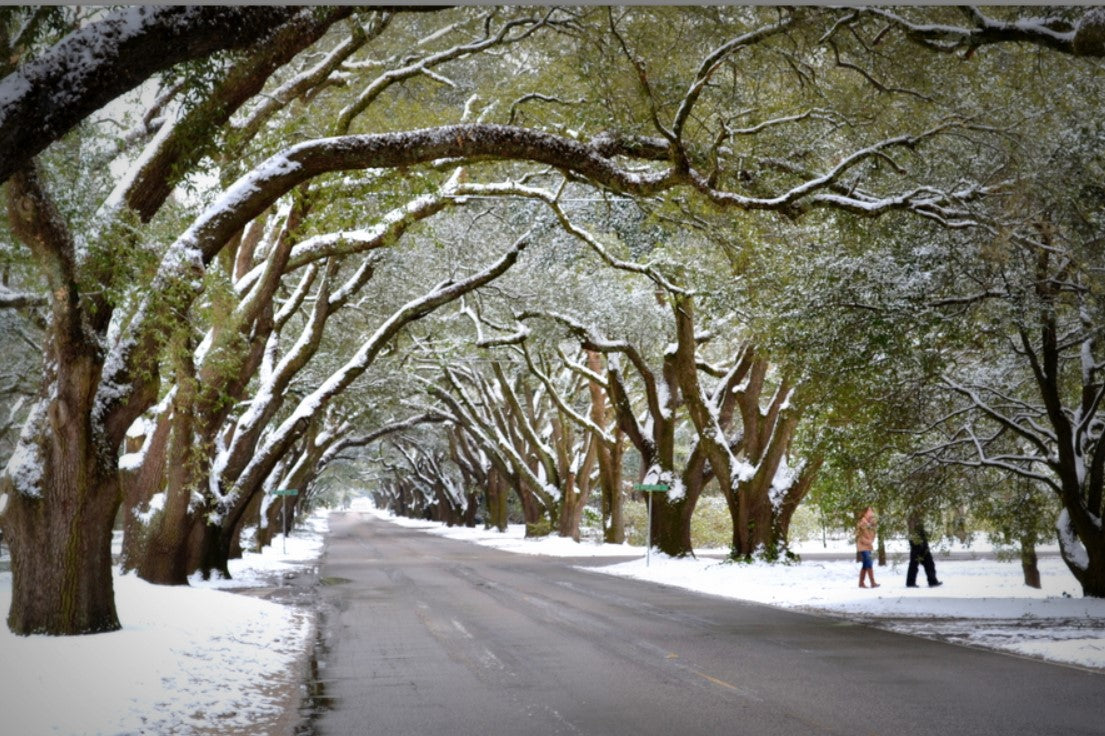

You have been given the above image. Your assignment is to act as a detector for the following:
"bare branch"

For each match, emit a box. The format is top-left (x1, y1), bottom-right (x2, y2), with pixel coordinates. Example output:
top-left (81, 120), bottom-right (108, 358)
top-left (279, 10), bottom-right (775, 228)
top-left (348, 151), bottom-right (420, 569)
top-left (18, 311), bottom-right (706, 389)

top-left (508, 93), bottom-right (586, 125)
top-left (671, 13), bottom-right (799, 141)
top-left (335, 12), bottom-right (547, 135)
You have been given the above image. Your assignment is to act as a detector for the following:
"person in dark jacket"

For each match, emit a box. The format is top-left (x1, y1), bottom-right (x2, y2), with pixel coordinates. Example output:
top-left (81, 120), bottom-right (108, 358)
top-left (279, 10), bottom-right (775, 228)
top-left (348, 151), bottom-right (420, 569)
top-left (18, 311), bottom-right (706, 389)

top-left (906, 511), bottom-right (942, 588)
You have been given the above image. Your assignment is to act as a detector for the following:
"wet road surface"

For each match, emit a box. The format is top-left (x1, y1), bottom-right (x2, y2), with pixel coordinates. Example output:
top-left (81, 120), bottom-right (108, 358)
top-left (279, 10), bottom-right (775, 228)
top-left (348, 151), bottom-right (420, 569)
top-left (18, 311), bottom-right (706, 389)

top-left (308, 511), bottom-right (1102, 736)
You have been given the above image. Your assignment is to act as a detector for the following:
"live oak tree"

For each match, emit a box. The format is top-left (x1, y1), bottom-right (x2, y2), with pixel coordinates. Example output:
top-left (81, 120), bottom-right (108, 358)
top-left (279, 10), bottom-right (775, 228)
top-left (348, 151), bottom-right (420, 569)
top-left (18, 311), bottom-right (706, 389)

top-left (0, 4), bottom-right (587, 623)
top-left (924, 118), bottom-right (1105, 597)
top-left (8, 5), bottom-right (1105, 636)
top-left (0, 5), bottom-right (383, 632)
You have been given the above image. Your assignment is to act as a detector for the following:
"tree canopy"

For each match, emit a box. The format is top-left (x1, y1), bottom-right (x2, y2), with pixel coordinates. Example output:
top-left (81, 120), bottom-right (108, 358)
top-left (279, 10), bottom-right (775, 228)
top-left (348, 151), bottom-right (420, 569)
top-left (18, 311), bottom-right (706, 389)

top-left (2, 5), bottom-right (1105, 635)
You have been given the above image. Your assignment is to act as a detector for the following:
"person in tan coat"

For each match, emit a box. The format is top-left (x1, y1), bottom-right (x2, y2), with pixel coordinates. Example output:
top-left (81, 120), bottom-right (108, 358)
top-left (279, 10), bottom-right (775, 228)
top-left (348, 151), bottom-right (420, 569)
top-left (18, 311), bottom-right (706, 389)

top-left (856, 507), bottom-right (879, 588)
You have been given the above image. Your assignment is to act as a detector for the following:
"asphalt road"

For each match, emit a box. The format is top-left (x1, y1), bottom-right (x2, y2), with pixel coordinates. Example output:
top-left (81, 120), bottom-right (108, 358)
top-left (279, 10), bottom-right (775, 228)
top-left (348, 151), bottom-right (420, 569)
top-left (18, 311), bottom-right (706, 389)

top-left (310, 512), bottom-right (1101, 736)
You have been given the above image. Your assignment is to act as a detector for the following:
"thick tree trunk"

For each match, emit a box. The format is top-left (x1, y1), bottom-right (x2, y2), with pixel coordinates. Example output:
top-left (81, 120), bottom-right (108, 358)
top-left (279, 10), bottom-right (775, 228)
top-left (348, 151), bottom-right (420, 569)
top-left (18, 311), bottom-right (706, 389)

top-left (637, 425), bottom-right (686, 555)
top-left (433, 483), bottom-right (461, 526)
top-left (769, 455), bottom-right (823, 559)
top-left (486, 469), bottom-right (509, 532)
top-left (462, 489), bottom-right (480, 527)
top-left (134, 395), bottom-right (203, 585)
top-left (725, 374), bottom-right (816, 561)
top-left (231, 490), bottom-right (264, 555)
top-left (198, 521), bottom-right (233, 581)
top-left (395, 483), bottom-right (410, 518)
top-left (514, 482), bottom-right (549, 537)
top-left (555, 426), bottom-right (597, 541)
top-left (1058, 509), bottom-right (1105, 597)
top-left (4, 384), bottom-right (122, 634)
top-left (557, 484), bottom-right (580, 539)
top-left (5, 479), bottom-right (121, 635)
top-left (1076, 557), bottom-right (1105, 597)
top-left (119, 409), bottom-right (171, 573)
top-left (599, 432), bottom-right (625, 544)
top-left (199, 479), bottom-right (285, 578)
top-left (667, 445), bottom-right (709, 554)
top-left (3, 165), bottom-right (142, 634)
top-left (649, 493), bottom-right (693, 556)
top-left (135, 510), bottom-right (195, 586)
top-left (601, 464), bottom-right (625, 544)
top-left (256, 494), bottom-right (282, 550)
top-left (557, 460), bottom-right (596, 542)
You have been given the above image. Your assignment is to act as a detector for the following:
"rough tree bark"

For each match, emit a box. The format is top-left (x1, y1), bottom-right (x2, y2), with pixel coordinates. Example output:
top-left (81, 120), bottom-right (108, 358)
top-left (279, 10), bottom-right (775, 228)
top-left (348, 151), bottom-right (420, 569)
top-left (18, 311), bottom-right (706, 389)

top-left (2, 164), bottom-right (152, 634)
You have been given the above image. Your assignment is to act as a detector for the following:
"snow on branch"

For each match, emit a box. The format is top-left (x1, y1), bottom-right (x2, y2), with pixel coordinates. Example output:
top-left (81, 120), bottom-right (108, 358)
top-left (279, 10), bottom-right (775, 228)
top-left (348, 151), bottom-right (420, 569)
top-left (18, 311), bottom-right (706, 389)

top-left (508, 93), bottom-right (587, 125)
top-left (235, 189), bottom-right (454, 295)
top-left (556, 346), bottom-right (609, 389)
top-left (858, 6), bottom-right (1105, 58)
top-left (334, 11), bottom-right (551, 135)
top-left (274, 264), bottom-right (319, 332)
top-left (517, 308), bottom-right (667, 427)
top-left (232, 14), bottom-right (388, 145)
top-left (941, 375), bottom-right (1058, 454)
top-left (520, 344), bottom-right (616, 445)
top-left (0, 6), bottom-right (300, 183)
top-left (453, 179), bottom-right (690, 295)
top-left (671, 13), bottom-right (798, 141)
top-left (516, 310), bottom-right (631, 355)
top-left (228, 232), bottom-right (530, 504)
top-left (923, 424), bottom-right (1060, 491)
top-left (102, 107), bottom-right (986, 449)
top-left (0, 287), bottom-right (47, 309)
top-left (692, 119), bottom-right (970, 215)
top-left (727, 108), bottom-right (844, 138)
top-left (317, 411), bottom-right (450, 471)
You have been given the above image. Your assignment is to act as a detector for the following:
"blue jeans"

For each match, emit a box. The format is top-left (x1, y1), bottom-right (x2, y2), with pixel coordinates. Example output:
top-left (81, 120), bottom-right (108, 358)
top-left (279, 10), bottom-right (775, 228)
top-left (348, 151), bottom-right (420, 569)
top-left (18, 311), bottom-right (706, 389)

top-left (860, 550), bottom-right (873, 569)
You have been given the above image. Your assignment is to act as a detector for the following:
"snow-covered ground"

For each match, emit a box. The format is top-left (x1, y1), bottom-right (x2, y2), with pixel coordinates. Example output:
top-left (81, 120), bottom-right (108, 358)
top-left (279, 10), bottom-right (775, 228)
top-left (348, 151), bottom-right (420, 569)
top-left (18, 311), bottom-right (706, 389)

top-left (0, 512), bottom-right (327, 736)
top-left (2, 503), bottom-right (1102, 735)
top-left (362, 502), bottom-right (1105, 673)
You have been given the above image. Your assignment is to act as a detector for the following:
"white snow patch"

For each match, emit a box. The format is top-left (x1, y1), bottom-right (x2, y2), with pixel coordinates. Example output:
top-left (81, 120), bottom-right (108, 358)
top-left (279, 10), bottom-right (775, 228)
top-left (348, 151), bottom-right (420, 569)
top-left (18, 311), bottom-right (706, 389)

top-left (0, 74), bottom-right (33, 119)
top-left (133, 491), bottom-right (166, 525)
top-left (732, 459), bottom-right (756, 486)
top-left (1057, 509), bottom-right (1090, 571)
top-left (666, 477), bottom-right (686, 501)
top-left (4, 441), bottom-right (43, 498)
top-left (0, 511), bottom-right (328, 735)
top-left (4, 400), bottom-right (47, 498)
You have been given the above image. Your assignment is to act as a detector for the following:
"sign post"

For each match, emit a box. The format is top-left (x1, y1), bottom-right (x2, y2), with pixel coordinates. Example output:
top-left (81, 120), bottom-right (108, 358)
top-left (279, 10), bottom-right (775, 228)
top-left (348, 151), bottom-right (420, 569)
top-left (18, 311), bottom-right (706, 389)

top-left (633, 483), bottom-right (669, 567)
top-left (272, 489), bottom-right (299, 553)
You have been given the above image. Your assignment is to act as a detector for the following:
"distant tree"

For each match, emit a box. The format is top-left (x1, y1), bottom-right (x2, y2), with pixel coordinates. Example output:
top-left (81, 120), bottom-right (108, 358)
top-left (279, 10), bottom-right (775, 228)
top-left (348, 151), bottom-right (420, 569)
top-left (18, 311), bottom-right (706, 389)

top-left (927, 184), bottom-right (1105, 595)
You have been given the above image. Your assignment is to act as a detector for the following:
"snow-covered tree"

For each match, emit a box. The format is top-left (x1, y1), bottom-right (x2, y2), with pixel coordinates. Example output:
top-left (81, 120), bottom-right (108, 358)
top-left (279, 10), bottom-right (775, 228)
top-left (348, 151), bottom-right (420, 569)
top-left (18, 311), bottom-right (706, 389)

top-left (8, 5), bottom-right (1104, 637)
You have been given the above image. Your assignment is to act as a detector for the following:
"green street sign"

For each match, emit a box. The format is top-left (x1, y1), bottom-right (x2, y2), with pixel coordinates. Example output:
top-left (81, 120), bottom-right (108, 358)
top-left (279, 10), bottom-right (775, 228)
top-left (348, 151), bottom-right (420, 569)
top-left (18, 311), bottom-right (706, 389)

top-left (272, 488), bottom-right (299, 496)
top-left (634, 483), bottom-right (670, 567)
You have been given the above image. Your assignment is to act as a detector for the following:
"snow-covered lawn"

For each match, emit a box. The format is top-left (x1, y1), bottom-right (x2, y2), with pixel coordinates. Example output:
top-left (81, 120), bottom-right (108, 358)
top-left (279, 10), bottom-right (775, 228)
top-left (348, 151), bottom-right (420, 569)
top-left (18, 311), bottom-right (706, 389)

top-left (0, 512), bottom-right (327, 736)
top-left (365, 503), bottom-right (1105, 672)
